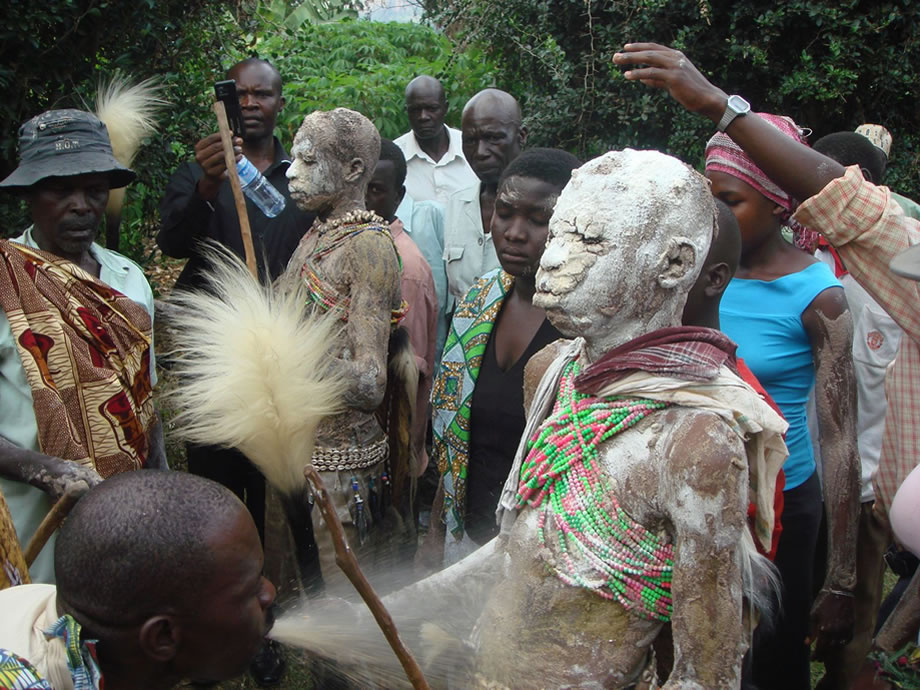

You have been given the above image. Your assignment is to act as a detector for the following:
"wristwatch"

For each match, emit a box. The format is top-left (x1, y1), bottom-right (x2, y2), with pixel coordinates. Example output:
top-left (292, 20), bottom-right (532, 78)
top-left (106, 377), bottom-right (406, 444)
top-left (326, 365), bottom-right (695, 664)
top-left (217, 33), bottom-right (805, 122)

top-left (717, 95), bottom-right (751, 132)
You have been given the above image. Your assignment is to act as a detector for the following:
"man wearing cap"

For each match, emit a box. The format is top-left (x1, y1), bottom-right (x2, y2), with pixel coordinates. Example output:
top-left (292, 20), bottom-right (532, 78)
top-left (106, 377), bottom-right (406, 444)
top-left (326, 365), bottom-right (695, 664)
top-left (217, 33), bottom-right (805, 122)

top-left (0, 108), bottom-right (161, 585)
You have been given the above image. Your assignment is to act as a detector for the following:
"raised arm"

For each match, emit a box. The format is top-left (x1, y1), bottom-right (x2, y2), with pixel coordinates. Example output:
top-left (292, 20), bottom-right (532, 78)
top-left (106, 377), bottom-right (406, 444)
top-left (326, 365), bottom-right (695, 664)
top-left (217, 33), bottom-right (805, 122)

top-left (659, 413), bottom-right (751, 688)
top-left (613, 43), bottom-right (920, 343)
top-left (803, 288), bottom-right (860, 656)
top-left (612, 43), bottom-right (845, 200)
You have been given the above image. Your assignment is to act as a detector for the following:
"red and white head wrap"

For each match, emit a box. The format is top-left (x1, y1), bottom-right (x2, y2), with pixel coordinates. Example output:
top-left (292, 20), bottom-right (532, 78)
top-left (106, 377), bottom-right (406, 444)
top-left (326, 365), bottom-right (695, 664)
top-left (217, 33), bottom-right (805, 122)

top-left (705, 113), bottom-right (819, 251)
top-left (704, 112), bottom-right (807, 213)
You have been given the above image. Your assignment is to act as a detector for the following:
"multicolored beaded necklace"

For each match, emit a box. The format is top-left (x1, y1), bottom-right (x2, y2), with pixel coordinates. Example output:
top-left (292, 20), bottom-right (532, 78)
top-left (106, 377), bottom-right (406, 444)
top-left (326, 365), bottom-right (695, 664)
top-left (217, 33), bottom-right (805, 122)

top-left (515, 359), bottom-right (676, 621)
top-left (300, 210), bottom-right (408, 326)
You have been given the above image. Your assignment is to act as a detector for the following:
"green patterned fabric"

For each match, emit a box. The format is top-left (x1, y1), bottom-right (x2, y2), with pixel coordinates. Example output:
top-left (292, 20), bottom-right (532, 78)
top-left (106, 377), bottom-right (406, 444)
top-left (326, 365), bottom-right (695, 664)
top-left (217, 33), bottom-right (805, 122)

top-left (431, 269), bottom-right (512, 538)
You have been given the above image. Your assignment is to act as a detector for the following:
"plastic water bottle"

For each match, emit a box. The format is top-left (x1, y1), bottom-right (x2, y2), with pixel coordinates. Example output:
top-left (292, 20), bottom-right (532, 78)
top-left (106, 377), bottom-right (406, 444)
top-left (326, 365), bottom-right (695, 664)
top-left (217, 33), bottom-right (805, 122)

top-left (236, 156), bottom-right (286, 217)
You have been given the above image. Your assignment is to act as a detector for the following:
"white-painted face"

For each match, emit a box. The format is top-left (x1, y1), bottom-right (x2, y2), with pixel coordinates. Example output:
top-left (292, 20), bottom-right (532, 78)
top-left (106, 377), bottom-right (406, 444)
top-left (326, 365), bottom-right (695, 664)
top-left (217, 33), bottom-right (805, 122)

top-left (534, 149), bottom-right (714, 341)
top-left (286, 128), bottom-right (341, 213)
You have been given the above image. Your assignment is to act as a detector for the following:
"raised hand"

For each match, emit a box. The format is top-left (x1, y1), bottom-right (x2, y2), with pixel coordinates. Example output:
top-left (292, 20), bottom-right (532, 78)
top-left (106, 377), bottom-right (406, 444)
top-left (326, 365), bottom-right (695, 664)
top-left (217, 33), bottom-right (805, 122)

top-left (613, 42), bottom-right (727, 123)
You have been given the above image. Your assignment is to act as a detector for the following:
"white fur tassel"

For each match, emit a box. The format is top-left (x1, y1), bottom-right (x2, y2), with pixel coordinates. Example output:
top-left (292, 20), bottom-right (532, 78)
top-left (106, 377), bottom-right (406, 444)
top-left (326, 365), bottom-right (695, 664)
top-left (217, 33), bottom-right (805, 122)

top-left (95, 73), bottom-right (167, 167)
top-left (94, 73), bottom-right (167, 220)
top-left (165, 246), bottom-right (346, 495)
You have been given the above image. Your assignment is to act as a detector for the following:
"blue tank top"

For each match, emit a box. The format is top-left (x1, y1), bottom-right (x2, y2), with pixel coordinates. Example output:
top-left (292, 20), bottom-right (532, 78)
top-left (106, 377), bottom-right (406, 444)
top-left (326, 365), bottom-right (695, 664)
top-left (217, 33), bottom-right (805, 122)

top-left (720, 261), bottom-right (842, 490)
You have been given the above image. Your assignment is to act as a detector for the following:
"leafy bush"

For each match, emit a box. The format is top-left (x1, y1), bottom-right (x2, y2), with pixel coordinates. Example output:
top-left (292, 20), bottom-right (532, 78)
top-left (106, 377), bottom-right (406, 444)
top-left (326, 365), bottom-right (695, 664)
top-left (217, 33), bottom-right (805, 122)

top-left (232, 18), bottom-right (498, 142)
top-left (427, 0), bottom-right (920, 199)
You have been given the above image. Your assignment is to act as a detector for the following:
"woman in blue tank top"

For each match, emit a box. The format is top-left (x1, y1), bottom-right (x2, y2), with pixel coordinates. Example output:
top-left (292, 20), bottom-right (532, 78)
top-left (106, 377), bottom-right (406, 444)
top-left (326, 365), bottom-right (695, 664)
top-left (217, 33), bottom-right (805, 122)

top-left (706, 114), bottom-right (860, 690)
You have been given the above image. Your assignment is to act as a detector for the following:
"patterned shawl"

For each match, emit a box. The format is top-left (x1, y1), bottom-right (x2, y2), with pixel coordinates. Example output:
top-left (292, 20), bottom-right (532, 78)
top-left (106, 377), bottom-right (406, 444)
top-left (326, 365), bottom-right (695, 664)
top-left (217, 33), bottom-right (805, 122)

top-left (431, 269), bottom-right (513, 538)
top-left (0, 240), bottom-right (154, 476)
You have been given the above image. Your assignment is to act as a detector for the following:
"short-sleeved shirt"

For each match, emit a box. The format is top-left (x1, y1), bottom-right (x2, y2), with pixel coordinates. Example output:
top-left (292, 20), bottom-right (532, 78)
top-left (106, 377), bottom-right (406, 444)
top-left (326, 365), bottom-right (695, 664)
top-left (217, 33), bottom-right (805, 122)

top-left (720, 261), bottom-right (841, 489)
top-left (394, 126), bottom-right (478, 208)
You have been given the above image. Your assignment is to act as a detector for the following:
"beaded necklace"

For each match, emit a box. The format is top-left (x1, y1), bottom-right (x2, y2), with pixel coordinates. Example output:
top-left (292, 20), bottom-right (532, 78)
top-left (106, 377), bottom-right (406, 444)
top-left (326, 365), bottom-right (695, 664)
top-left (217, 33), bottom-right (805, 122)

top-left (300, 210), bottom-right (408, 325)
top-left (515, 359), bottom-right (675, 621)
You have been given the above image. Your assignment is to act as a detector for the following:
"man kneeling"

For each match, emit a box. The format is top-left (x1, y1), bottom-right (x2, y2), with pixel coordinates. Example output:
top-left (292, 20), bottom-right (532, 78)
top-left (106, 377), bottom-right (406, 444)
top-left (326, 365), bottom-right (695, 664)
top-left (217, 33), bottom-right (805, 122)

top-left (0, 471), bottom-right (276, 689)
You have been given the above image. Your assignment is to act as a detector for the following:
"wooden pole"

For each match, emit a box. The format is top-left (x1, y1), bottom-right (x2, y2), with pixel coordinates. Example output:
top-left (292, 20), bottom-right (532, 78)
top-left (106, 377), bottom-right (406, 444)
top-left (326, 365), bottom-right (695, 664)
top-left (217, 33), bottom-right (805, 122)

top-left (304, 466), bottom-right (431, 690)
top-left (213, 100), bottom-right (258, 279)
top-left (23, 486), bottom-right (82, 567)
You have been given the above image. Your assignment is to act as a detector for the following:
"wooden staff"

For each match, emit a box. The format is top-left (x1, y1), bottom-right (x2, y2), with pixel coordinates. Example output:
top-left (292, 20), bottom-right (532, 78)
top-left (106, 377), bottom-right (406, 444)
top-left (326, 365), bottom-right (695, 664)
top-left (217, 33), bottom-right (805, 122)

top-left (213, 100), bottom-right (258, 279)
top-left (304, 466), bottom-right (431, 690)
top-left (23, 485), bottom-right (82, 566)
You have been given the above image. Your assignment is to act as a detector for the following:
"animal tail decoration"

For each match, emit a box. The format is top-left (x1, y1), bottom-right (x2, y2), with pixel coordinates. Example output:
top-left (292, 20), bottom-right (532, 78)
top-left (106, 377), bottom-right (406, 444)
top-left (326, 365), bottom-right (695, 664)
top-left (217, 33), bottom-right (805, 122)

top-left (164, 244), bottom-right (346, 494)
top-left (94, 73), bottom-right (168, 249)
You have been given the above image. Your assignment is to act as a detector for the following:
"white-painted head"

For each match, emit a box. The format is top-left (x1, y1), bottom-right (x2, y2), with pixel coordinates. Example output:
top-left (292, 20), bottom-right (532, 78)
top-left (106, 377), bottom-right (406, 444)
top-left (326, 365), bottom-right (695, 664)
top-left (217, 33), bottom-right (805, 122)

top-left (534, 149), bottom-right (717, 356)
top-left (286, 108), bottom-right (380, 216)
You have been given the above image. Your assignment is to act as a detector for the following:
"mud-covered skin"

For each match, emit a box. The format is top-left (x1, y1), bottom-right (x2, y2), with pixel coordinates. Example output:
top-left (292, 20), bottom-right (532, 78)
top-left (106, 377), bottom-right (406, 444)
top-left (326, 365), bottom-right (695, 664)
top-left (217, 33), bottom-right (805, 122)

top-left (284, 224), bottom-right (401, 449)
top-left (469, 400), bottom-right (749, 689)
top-left (281, 109), bottom-right (400, 450)
top-left (803, 290), bottom-right (860, 654)
top-left (0, 435), bottom-right (101, 500)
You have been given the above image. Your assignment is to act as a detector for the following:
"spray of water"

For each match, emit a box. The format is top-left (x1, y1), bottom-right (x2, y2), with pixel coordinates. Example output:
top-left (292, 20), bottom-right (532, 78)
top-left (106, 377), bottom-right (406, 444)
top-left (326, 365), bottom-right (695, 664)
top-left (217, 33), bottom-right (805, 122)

top-left (268, 539), bottom-right (506, 688)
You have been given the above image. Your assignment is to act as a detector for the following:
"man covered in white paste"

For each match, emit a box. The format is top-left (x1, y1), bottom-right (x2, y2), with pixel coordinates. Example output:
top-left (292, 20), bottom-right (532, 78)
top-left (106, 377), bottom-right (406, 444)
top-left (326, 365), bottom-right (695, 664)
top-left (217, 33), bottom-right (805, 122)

top-left (282, 150), bottom-right (788, 688)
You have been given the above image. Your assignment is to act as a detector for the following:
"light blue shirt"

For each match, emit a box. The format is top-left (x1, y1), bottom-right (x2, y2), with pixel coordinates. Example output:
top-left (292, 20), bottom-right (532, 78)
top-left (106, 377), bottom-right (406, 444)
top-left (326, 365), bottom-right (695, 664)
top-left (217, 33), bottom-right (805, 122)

top-left (395, 194), bottom-right (449, 363)
top-left (0, 229), bottom-right (155, 583)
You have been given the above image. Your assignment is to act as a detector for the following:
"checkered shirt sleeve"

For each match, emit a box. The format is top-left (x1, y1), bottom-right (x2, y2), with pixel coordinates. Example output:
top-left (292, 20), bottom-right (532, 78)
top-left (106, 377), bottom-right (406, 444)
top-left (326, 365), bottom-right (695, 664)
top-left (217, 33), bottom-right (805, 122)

top-left (795, 166), bottom-right (920, 520)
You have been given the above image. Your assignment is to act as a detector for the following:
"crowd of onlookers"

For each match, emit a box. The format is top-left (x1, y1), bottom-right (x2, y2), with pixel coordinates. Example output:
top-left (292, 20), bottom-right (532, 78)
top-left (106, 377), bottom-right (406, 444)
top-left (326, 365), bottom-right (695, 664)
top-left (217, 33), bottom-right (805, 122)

top-left (0, 42), bottom-right (918, 689)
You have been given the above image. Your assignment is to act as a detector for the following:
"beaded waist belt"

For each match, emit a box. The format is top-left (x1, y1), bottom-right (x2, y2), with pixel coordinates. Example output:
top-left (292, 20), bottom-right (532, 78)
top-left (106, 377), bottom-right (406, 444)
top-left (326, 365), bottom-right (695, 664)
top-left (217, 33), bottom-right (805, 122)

top-left (311, 437), bottom-right (388, 472)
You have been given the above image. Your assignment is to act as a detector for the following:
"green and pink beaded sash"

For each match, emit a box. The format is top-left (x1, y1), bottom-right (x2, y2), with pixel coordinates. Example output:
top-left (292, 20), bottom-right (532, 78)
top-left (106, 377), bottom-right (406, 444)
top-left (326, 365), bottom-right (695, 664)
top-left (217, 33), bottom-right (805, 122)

top-left (515, 359), bottom-right (675, 621)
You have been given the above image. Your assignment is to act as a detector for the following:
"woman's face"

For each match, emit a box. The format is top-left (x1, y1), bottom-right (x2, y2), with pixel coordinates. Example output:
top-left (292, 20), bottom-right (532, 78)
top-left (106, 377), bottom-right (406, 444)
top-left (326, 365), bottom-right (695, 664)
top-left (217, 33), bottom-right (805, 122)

top-left (706, 170), bottom-right (782, 256)
top-left (491, 175), bottom-right (561, 278)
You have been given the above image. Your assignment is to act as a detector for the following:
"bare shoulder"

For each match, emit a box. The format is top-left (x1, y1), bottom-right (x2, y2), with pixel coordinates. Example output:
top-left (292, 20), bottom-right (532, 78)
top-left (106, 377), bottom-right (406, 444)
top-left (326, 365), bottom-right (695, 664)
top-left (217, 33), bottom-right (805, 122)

top-left (344, 228), bottom-right (401, 289)
top-left (655, 407), bottom-right (746, 491)
top-left (523, 338), bottom-right (572, 411)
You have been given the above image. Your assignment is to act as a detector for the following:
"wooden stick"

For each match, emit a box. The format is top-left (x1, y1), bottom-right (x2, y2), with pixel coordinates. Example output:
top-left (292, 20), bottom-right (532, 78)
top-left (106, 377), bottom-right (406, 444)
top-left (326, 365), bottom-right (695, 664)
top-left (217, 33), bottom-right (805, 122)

top-left (23, 486), bottom-right (82, 567)
top-left (213, 100), bottom-right (258, 279)
top-left (304, 466), bottom-right (430, 690)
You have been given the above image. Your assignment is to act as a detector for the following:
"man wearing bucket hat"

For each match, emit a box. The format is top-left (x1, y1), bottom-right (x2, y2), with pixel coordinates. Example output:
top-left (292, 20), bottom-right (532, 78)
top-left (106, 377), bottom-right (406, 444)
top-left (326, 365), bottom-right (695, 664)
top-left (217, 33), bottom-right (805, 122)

top-left (0, 108), bottom-right (162, 586)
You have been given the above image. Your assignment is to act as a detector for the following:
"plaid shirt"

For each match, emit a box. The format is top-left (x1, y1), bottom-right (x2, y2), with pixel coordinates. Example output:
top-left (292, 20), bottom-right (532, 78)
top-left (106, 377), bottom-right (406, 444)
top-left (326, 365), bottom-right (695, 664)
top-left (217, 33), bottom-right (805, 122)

top-left (795, 166), bottom-right (920, 524)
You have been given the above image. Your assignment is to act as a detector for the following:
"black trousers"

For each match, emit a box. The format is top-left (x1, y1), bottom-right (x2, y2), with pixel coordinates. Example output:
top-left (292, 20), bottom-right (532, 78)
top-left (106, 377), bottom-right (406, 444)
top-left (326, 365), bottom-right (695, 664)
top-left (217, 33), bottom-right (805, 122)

top-left (751, 471), bottom-right (823, 690)
top-left (186, 442), bottom-right (266, 544)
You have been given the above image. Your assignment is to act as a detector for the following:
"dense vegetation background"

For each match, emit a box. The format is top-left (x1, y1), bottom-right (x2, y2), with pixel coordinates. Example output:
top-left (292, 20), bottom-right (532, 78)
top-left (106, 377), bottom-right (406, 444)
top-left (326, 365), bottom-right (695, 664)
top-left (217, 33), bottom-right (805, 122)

top-left (2, 0), bottom-right (917, 267)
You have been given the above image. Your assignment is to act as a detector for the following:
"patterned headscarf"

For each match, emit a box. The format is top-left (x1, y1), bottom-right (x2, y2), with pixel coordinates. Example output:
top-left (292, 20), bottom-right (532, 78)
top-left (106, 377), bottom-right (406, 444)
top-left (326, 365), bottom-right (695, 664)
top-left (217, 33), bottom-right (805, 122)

top-left (705, 112), bottom-right (819, 251)
top-left (705, 112), bottom-right (806, 213)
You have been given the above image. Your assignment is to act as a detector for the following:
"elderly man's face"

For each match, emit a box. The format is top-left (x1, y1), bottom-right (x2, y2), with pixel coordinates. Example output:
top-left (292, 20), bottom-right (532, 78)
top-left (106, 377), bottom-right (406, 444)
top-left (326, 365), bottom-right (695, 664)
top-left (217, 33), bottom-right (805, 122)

top-left (177, 507), bottom-right (277, 683)
top-left (28, 173), bottom-right (108, 260)
top-left (286, 129), bottom-right (342, 214)
top-left (461, 108), bottom-right (524, 185)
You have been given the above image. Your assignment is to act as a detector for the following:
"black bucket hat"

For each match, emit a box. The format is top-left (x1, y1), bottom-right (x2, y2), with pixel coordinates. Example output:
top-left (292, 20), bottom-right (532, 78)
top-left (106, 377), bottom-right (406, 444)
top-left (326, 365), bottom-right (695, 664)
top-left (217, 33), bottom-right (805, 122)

top-left (0, 109), bottom-right (135, 190)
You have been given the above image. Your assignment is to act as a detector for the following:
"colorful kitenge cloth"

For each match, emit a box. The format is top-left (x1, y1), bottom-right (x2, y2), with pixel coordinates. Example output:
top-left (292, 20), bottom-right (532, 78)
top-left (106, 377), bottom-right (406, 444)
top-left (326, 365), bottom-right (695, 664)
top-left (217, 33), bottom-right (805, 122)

top-left (0, 241), bottom-right (154, 476)
top-left (0, 490), bottom-right (29, 590)
top-left (431, 269), bottom-right (513, 538)
top-left (299, 216), bottom-right (408, 326)
top-left (0, 615), bottom-right (102, 690)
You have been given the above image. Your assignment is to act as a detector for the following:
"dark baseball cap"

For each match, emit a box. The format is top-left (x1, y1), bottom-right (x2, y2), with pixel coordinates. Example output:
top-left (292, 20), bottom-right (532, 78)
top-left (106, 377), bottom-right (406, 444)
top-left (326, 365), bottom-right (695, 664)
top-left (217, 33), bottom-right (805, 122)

top-left (0, 109), bottom-right (135, 190)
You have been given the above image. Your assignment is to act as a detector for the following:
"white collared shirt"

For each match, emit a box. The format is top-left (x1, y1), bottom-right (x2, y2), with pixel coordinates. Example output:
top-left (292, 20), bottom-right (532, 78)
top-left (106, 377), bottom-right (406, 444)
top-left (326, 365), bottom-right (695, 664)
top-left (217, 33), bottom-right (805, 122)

top-left (394, 126), bottom-right (478, 208)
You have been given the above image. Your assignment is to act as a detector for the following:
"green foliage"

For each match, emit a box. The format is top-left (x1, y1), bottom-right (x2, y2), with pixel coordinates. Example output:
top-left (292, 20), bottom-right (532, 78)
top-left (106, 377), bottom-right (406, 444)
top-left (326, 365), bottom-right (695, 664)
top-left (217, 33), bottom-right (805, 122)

top-left (428, 0), bottom-right (920, 199)
top-left (0, 1), bottom-right (240, 250)
top-left (233, 19), bottom-right (497, 143)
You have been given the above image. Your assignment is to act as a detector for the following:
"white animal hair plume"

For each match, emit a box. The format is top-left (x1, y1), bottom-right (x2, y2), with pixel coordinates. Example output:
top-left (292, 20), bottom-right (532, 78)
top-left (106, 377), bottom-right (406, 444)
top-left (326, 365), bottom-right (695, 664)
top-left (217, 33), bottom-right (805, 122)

top-left (95, 73), bottom-right (167, 166)
top-left (165, 244), bottom-right (346, 495)
top-left (94, 73), bottom-right (168, 218)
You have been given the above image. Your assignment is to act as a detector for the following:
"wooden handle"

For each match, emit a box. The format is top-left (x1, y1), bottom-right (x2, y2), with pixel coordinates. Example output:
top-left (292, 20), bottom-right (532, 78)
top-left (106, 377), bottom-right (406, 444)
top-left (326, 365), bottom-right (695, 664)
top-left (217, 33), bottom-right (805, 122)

top-left (213, 100), bottom-right (258, 279)
top-left (23, 486), bottom-right (82, 567)
top-left (304, 466), bottom-right (431, 690)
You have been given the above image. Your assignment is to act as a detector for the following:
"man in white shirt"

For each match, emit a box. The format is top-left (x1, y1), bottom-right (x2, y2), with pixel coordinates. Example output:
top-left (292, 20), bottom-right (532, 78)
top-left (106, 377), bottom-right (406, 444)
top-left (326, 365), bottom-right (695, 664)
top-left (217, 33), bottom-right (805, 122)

top-left (442, 88), bottom-right (526, 303)
top-left (394, 75), bottom-right (477, 208)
